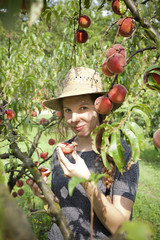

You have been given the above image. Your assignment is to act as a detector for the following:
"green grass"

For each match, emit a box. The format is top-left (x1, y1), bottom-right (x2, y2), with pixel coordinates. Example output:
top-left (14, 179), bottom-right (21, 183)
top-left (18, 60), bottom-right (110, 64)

top-left (133, 139), bottom-right (160, 240)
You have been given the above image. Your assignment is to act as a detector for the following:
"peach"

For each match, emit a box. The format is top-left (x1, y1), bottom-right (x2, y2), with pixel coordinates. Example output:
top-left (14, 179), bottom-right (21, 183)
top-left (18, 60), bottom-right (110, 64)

top-left (5, 109), bottom-right (15, 120)
top-left (48, 138), bottom-right (55, 145)
top-left (78, 15), bottom-right (91, 28)
top-left (16, 179), bottom-right (24, 187)
top-left (12, 191), bottom-right (18, 198)
top-left (26, 179), bottom-right (34, 186)
top-left (144, 67), bottom-right (160, 90)
top-left (94, 96), bottom-right (113, 115)
top-left (106, 44), bottom-right (126, 59)
top-left (56, 111), bottom-right (61, 117)
top-left (75, 30), bottom-right (88, 43)
top-left (108, 84), bottom-right (127, 104)
top-left (31, 111), bottom-right (37, 117)
top-left (106, 53), bottom-right (126, 74)
top-left (40, 152), bottom-right (48, 159)
top-left (112, 0), bottom-right (121, 15)
top-left (40, 118), bottom-right (46, 124)
top-left (17, 189), bottom-right (24, 196)
top-left (117, 17), bottom-right (135, 37)
top-left (102, 61), bottom-right (114, 77)
top-left (59, 142), bottom-right (78, 154)
top-left (153, 129), bottom-right (160, 148)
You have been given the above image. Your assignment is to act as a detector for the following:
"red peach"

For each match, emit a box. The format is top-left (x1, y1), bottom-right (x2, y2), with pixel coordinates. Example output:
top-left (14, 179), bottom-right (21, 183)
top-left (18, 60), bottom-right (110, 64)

top-left (153, 129), bottom-right (160, 148)
top-left (117, 17), bottom-right (135, 37)
top-left (94, 96), bottom-right (113, 115)
top-left (59, 142), bottom-right (78, 154)
top-left (40, 118), bottom-right (46, 124)
top-left (12, 191), bottom-right (18, 198)
top-left (108, 84), bottom-right (128, 104)
top-left (38, 166), bottom-right (51, 178)
top-left (16, 179), bottom-right (24, 187)
top-left (144, 68), bottom-right (160, 90)
top-left (78, 15), bottom-right (91, 28)
top-left (5, 109), bottom-right (15, 120)
top-left (102, 62), bottom-right (114, 77)
top-left (40, 152), bottom-right (48, 159)
top-left (31, 111), bottom-right (37, 117)
top-left (17, 189), bottom-right (24, 196)
top-left (112, 0), bottom-right (122, 15)
top-left (26, 178), bottom-right (34, 186)
top-left (48, 138), bottom-right (55, 145)
top-left (75, 30), bottom-right (88, 43)
top-left (106, 53), bottom-right (126, 74)
top-left (56, 111), bottom-right (61, 117)
top-left (151, 68), bottom-right (160, 85)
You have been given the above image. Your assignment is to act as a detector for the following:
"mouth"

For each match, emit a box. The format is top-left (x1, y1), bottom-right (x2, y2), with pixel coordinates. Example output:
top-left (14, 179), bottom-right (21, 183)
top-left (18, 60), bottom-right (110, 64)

top-left (73, 125), bottom-right (85, 132)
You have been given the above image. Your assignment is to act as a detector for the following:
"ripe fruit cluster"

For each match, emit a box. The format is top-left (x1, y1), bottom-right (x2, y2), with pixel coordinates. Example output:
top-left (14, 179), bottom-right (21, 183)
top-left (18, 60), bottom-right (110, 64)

top-left (26, 166), bottom-right (51, 188)
top-left (12, 179), bottom-right (24, 198)
top-left (153, 129), bottom-right (160, 148)
top-left (102, 44), bottom-right (127, 77)
top-left (40, 152), bottom-right (48, 160)
top-left (94, 84), bottom-right (127, 115)
top-left (75, 15), bottom-right (91, 44)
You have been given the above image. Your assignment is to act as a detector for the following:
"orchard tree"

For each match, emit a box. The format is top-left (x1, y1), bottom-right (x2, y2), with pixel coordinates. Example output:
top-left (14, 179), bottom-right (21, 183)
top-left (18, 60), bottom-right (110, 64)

top-left (0, 0), bottom-right (159, 239)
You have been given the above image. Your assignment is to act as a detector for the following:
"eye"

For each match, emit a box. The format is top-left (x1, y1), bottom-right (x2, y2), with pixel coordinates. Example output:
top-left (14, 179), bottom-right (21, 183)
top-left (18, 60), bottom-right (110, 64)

top-left (64, 108), bottom-right (72, 114)
top-left (80, 106), bottom-right (88, 111)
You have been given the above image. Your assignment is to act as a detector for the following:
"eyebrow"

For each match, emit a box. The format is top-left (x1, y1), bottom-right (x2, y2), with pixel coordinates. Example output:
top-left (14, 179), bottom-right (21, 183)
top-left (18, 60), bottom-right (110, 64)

top-left (63, 101), bottom-right (92, 109)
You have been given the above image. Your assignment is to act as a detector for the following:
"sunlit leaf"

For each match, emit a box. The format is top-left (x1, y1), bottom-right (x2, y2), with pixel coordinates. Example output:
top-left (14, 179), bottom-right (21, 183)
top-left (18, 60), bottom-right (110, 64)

top-left (121, 127), bottom-right (140, 163)
top-left (125, 121), bottom-right (145, 150)
top-left (131, 108), bottom-right (151, 132)
top-left (68, 176), bottom-right (86, 196)
top-left (101, 130), bottom-right (112, 170)
top-left (109, 130), bottom-right (125, 171)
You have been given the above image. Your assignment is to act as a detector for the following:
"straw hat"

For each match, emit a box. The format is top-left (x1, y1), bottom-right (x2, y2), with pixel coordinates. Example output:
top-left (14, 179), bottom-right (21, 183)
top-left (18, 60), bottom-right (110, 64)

top-left (43, 67), bottom-right (106, 111)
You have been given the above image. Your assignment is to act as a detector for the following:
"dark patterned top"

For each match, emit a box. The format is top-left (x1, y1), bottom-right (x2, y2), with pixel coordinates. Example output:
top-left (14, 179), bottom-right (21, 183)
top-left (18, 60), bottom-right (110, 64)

top-left (48, 139), bottom-right (139, 240)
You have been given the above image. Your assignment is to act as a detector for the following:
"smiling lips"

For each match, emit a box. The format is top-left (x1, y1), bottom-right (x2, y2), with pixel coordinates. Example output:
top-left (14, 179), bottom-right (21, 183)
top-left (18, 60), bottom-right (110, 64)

top-left (74, 125), bottom-right (85, 132)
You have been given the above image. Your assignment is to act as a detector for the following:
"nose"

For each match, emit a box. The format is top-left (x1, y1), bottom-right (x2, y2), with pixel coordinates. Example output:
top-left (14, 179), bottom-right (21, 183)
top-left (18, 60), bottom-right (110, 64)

top-left (71, 112), bottom-right (80, 123)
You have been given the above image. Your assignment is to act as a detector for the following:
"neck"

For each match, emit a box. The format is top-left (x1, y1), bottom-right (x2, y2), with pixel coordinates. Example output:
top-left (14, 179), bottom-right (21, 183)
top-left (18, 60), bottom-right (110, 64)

top-left (74, 135), bottom-right (93, 152)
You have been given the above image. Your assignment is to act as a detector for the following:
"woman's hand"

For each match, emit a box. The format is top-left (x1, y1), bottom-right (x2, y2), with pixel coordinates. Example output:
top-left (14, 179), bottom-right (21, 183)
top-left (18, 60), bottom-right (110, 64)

top-left (57, 146), bottom-right (91, 180)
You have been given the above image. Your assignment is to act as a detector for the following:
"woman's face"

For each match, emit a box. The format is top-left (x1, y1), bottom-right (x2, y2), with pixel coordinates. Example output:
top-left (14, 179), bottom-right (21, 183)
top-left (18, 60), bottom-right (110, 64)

top-left (62, 95), bottom-right (100, 137)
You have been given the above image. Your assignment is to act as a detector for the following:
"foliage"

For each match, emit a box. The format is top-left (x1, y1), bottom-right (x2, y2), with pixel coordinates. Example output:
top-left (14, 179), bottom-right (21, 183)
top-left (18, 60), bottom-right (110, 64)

top-left (0, 0), bottom-right (160, 239)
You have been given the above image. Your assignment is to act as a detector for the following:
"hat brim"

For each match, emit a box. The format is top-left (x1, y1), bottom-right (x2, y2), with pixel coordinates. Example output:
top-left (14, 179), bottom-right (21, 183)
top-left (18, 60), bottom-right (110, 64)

top-left (43, 91), bottom-right (106, 111)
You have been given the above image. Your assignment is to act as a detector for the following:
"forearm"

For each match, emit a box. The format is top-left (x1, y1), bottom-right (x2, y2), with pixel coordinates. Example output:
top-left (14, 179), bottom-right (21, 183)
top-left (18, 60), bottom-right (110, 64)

top-left (81, 181), bottom-right (126, 234)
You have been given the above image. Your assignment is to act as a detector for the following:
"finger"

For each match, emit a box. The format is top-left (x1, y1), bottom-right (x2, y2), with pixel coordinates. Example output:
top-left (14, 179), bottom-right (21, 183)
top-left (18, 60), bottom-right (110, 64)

top-left (71, 150), bottom-right (79, 162)
top-left (57, 147), bottom-right (72, 169)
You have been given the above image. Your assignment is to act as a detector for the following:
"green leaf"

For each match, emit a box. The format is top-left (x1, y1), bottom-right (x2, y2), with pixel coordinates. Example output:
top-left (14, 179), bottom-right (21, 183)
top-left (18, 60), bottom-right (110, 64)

top-left (119, 0), bottom-right (127, 15)
top-left (97, 0), bottom-right (106, 10)
top-left (126, 121), bottom-right (145, 150)
top-left (121, 127), bottom-right (140, 163)
top-left (101, 130), bottom-right (112, 170)
top-left (109, 130), bottom-right (125, 171)
top-left (132, 108), bottom-right (151, 132)
top-left (83, 0), bottom-right (92, 9)
top-left (144, 65), bottom-right (160, 74)
top-left (68, 176), bottom-right (86, 196)
top-left (91, 122), bottom-right (107, 154)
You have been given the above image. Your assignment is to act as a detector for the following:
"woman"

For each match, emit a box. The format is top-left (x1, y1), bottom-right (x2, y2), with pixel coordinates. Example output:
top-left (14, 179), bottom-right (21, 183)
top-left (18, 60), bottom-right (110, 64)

top-left (43, 67), bottom-right (139, 239)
